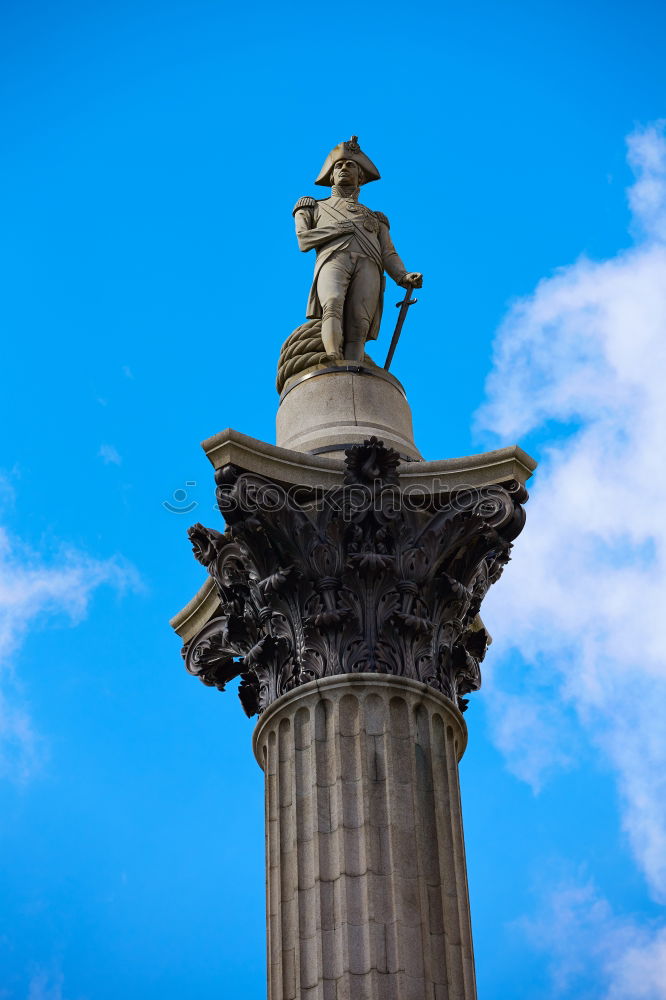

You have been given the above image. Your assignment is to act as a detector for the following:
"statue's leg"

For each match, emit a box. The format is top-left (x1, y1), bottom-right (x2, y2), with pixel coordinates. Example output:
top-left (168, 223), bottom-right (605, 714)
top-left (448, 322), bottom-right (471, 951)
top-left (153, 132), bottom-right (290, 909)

top-left (317, 255), bottom-right (352, 360)
top-left (343, 256), bottom-right (382, 362)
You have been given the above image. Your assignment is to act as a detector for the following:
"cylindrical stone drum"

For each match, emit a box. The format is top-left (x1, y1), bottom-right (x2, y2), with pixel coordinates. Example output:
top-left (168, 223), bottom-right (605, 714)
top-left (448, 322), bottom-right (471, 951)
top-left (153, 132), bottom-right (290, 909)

top-left (275, 368), bottom-right (422, 461)
top-left (253, 674), bottom-right (477, 1000)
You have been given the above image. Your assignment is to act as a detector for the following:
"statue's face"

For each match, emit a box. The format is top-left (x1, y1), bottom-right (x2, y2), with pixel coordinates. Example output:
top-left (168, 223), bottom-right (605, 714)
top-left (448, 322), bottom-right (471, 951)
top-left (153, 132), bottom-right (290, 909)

top-left (332, 159), bottom-right (360, 187)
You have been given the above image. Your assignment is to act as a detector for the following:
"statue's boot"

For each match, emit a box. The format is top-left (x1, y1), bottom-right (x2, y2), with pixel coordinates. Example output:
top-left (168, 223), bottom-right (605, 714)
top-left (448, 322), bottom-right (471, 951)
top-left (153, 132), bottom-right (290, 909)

top-left (321, 306), bottom-right (344, 360)
top-left (343, 341), bottom-right (365, 362)
top-left (343, 321), bottom-right (368, 362)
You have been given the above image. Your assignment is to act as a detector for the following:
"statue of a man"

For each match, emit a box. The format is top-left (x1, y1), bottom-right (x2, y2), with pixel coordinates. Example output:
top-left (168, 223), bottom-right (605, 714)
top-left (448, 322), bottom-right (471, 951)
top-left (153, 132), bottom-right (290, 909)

top-left (293, 137), bottom-right (423, 362)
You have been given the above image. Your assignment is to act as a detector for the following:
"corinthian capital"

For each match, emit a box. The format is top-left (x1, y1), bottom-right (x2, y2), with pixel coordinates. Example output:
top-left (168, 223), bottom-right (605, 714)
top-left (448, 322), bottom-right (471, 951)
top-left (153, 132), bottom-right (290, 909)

top-left (181, 438), bottom-right (529, 717)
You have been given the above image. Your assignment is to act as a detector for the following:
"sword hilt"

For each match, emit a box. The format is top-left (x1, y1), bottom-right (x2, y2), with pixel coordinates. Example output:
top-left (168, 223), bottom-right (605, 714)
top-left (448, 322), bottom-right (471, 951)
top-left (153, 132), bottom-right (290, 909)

top-left (396, 296), bottom-right (418, 308)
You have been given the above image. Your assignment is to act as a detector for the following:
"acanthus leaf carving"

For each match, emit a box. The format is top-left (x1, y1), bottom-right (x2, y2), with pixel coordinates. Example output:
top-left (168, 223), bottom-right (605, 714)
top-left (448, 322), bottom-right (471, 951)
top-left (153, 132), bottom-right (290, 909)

top-left (181, 439), bottom-right (527, 717)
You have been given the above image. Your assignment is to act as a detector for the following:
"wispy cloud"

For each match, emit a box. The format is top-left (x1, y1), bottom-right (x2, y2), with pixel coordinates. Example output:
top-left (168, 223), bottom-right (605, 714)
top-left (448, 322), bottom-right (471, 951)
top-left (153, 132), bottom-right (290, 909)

top-left (98, 444), bottom-right (122, 466)
top-left (477, 121), bottom-right (666, 901)
top-left (520, 877), bottom-right (666, 999)
top-left (0, 510), bottom-right (140, 781)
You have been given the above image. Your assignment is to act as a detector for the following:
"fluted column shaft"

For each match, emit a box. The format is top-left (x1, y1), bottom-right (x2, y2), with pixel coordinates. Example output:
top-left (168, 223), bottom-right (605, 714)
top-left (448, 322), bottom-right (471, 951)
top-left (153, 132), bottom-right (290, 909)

top-left (253, 674), bottom-right (477, 1000)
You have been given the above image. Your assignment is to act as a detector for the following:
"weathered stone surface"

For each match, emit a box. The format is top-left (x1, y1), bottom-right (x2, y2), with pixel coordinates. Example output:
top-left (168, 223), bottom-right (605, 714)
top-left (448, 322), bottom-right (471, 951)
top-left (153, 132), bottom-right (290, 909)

top-left (276, 321), bottom-right (380, 394)
top-left (293, 137), bottom-right (422, 363)
top-left (167, 135), bottom-right (539, 1000)
top-left (169, 576), bottom-right (218, 642)
top-left (170, 431), bottom-right (536, 647)
top-left (179, 438), bottom-right (529, 716)
top-left (276, 366), bottom-right (422, 461)
top-left (198, 428), bottom-right (536, 493)
top-left (254, 674), bottom-right (477, 1000)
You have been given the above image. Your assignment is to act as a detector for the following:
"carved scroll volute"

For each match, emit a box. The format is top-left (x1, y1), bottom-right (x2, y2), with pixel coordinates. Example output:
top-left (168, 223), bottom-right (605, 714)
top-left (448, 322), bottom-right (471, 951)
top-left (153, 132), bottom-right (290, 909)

top-left (184, 616), bottom-right (235, 691)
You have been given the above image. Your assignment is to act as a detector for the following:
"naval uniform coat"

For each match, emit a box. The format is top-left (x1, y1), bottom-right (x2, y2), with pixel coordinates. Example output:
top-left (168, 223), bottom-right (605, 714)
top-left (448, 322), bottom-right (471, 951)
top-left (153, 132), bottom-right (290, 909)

top-left (293, 193), bottom-right (409, 341)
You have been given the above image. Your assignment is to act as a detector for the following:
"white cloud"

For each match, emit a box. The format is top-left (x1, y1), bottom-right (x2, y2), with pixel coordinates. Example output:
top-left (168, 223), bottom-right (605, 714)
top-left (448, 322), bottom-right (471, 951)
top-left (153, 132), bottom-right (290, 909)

top-left (628, 119), bottom-right (666, 243)
top-left (98, 443), bottom-right (122, 466)
top-left (479, 684), bottom-right (579, 791)
top-left (0, 516), bottom-right (140, 781)
top-left (477, 121), bottom-right (666, 899)
top-left (521, 878), bottom-right (666, 999)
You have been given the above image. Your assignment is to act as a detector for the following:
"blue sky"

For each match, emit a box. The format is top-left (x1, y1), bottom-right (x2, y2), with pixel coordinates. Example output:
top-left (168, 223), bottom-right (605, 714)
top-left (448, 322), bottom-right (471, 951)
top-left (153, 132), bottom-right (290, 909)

top-left (2, 1), bottom-right (666, 997)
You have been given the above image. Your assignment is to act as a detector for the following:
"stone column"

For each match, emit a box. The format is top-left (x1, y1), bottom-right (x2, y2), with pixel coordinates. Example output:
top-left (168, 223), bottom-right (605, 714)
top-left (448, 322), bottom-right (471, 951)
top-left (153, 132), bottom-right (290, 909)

top-left (253, 674), bottom-right (476, 1000)
top-left (172, 434), bottom-right (534, 999)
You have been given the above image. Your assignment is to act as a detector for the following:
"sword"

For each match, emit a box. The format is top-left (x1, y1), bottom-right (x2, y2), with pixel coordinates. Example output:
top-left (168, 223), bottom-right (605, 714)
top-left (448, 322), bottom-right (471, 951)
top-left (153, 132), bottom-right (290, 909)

top-left (383, 282), bottom-right (418, 371)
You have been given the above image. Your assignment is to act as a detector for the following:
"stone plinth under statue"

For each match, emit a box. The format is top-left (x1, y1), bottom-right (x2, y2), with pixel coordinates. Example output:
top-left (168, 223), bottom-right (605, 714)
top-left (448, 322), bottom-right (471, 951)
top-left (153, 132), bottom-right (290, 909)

top-left (276, 362), bottom-right (421, 461)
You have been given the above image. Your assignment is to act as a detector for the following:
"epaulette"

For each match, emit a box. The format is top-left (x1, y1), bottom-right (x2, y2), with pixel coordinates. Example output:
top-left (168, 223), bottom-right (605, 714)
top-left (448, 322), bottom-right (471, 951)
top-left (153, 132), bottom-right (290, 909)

top-left (374, 210), bottom-right (390, 228)
top-left (293, 196), bottom-right (317, 215)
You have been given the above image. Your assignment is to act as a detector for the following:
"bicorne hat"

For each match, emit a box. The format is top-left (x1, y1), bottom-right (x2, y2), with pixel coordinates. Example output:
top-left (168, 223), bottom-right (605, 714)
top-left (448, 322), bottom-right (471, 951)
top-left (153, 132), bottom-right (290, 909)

top-left (314, 136), bottom-right (381, 187)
